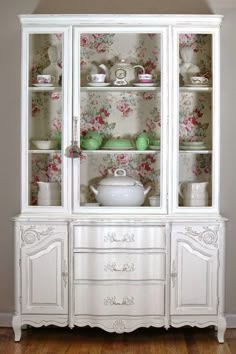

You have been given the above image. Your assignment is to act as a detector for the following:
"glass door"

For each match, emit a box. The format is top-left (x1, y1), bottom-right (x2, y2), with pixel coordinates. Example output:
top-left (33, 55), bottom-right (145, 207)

top-left (73, 26), bottom-right (168, 214)
top-left (171, 27), bottom-right (220, 213)
top-left (21, 27), bottom-right (71, 212)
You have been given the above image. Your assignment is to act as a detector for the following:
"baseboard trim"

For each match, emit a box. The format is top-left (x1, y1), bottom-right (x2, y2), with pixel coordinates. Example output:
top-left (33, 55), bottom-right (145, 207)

top-left (226, 314), bottom-right (236, 328)
top-left (0, 313), bottom-right (236, 328)
top-left (0, 313), bottom-right (12, 327)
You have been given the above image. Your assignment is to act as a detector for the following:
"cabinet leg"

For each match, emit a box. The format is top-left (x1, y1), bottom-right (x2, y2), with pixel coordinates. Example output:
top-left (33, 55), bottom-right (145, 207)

top-left (12, 316), bottom-right (22, 342)
top-left (217, 316), bottom-right (227, 343)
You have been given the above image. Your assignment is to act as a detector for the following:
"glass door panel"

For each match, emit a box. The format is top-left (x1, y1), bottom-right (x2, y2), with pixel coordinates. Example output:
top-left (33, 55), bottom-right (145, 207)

top-left (73, 29), bottom-right (167, 212)
top-left (178, 33), bottom-right (213, 209)
top-left (26, 32), bottom-right (65, 209)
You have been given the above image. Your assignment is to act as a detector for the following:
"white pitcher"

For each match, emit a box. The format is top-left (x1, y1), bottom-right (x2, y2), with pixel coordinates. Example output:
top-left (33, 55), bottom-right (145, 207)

top-left (37, 182), bottom-right (61, 206)
top-left (179, 181), bottom-right (208, 207)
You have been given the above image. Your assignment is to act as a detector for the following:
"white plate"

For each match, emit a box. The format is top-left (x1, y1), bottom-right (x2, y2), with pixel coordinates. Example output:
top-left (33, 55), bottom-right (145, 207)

top-left (181, 141), bottom-right (205, 146)
top-left (33, 83), bottom-right (54, 87)
top-left (149, 145), bottom-right (160, 150)
top-left (183, 84), bottom-right (209, 88)
top-left (82, 203), bottom-right (100, 207)
top-left (101, 146), bottom-right (134, 150)
top-left (87, 82), bottom-right (110, 87)
top-left (133, 83), bottom-right (157, 87)
top-left (180, 145), bottom-right (207, 150)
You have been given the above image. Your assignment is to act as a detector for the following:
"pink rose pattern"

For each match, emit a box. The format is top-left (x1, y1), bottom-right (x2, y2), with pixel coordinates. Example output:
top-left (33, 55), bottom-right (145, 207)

top-left (30, 33), bottom-right (63, 84)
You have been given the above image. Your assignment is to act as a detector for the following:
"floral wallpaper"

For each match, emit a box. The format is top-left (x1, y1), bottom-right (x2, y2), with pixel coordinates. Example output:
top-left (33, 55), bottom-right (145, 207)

top-left (179, 34), bottom-right (212, 80)
top-left (179, 92), bottom-right (211, 143)
top-left (30, 153), bottom-right (62, 205)
top-left (27, 32), bottom-right (213, 206)
top-left (80, 33), bottom-right (161, 85)
top-left (29, 33), bottom-right (63, 84)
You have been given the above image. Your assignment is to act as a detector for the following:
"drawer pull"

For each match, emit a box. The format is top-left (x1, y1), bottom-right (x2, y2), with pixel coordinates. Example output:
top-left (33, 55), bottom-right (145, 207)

top-left (104, 262), bottom-right (135, 273)
top-left (104, 296), bottom-right (134, 306)
top-left (104, 232), bottom-right (135, 243)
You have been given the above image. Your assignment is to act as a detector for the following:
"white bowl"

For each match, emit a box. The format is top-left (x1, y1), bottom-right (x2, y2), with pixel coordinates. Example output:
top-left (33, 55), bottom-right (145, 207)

top-left (32, 140), bottom-right (57, 150)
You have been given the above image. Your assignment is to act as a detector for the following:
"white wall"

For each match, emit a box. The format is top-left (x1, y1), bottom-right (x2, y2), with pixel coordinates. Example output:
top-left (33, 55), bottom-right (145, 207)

top-left (0, 0), bottom-right (235, 321)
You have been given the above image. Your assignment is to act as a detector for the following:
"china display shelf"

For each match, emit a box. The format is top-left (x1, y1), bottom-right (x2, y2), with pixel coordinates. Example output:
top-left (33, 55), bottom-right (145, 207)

top-left (82, 149), bottom-right (160, 154)
top-left (29, 86), bottom-right (62, 92)
top-left (179, 86), bottom-right (212, 92)
top-left (28, 149), bottom-right (61, 154)
top-left (179, 149), bottom-right (212, 154)
top-left (81, 86), bottom-right (160, 92)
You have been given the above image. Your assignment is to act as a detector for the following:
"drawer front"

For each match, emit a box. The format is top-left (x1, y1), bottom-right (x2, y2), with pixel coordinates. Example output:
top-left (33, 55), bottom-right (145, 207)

top-left (74, 252), bottom-right (166, 281)
top-left (74, 283), bottom-right (164, 316)
top-left (74, 225), bottom-right (166, 249)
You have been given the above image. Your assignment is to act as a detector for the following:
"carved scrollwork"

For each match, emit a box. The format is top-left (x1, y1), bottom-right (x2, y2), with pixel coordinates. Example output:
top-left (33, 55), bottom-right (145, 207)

top-left (104, 296), bottom-right (134, 306)
top-left (104, 262), bottom-right (135, 272)
top-left (20, 225), bottom-right (55, 246)
top-left (104, 232), bottom-right (135, 243)
top-left (113, 319), bottom-right (126, 332)
top-left (181, 226), bottom-right (219, 248)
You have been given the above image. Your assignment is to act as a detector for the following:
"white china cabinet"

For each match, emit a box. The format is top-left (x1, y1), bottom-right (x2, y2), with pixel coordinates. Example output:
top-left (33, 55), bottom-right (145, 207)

top-left (13, 14), bottom-right (226, 343)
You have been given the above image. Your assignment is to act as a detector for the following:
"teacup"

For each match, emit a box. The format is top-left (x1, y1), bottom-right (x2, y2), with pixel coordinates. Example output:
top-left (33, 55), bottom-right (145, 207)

top-left (81, 137), bottom-right (100, 150)
top-left (37, 74), bottom-right (55, 84)
top-left (190, 76), bottom-right (208, 85)
top-left (138, 74), bottom-right (153, 83)
top-left (87, 74), bottom-right (106, 83)
top-left (150, 139), bottom-right (160, 146)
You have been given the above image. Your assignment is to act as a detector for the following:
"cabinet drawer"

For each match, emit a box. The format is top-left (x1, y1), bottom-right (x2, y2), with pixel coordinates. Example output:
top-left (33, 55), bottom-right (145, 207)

top-left (74, 283), bottom-right (164, 316)
top-left (74, 252), bottom-right (165, 281)
top-left (73, 225), bottom-right (165, 249)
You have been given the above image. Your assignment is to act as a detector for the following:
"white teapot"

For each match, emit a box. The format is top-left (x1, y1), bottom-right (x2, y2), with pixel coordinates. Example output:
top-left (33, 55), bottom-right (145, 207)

top-left (99, 60), bottom-right (145, 86)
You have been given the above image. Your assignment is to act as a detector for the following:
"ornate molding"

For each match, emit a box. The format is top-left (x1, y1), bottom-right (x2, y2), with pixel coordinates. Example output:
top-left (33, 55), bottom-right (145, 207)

top-left (104, 232), bottom-right (135, 243)
top-left (180, 226), bottom-right (219, 248)
top-left (104, 262), bottom-right (135, 272)
top-left (20, 225), bottom-right (55, 246)
top-left (104, 296), bottom-right (134, 306)
top-left (113, 319), bottom-right (126, 332)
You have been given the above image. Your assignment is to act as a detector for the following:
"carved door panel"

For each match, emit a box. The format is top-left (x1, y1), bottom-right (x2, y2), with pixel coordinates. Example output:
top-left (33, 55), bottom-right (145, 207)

top-left (170, 225), bottom-right (219, 315)
top-left (21, 224), bottom-right (68, 314)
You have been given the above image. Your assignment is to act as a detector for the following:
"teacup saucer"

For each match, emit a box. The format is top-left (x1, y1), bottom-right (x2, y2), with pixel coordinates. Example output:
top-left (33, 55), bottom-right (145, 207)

top-left (133, 83), bottom-right (156, 87)
top-left (87, 82), bottom-right (110, 87)
top-left (33, 83), bottom-right (54, 87)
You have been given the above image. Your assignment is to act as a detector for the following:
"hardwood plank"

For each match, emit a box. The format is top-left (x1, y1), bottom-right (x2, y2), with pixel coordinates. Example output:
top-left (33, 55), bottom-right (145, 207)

top-left (1, 327), bottom-right (236, 354)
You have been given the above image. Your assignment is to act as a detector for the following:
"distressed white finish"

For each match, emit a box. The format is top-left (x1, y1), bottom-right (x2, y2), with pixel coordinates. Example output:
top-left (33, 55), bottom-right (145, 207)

top-left (14, 14), bottom-right (226, 344)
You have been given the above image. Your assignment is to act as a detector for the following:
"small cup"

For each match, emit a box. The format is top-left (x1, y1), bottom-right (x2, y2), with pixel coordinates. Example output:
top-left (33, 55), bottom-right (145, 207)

top-left (151, 139), bottom-right (160, 146)
top-left (190, 76), bottom-right (208, 85)
top-left (37, 74), bottom-right (55, 84)
top-left (149, 195), bottom-right (160, 207)
top-left (87, 74), bottom-right (106, 83)
top-left (138, 74), bottom-right (153, 83)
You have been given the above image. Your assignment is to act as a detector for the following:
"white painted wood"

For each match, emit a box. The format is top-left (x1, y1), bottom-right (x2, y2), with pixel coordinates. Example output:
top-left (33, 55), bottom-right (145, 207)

top-left (21, 224), bottom-right (68, 314)
top-left (14, 14), bottom-right (226, 343)
top-left (74, 282), bottom-right (165, 316)
top-left (74, 252), bottom-right (166, 280)
top-left (73, 225), bottom-right (166, 249)
top-left (170, 225), bottom-right (218, 315)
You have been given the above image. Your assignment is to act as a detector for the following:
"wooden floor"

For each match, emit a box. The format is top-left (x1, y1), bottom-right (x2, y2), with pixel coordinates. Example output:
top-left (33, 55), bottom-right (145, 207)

top-left (1, 326), bottom-right (236, 354)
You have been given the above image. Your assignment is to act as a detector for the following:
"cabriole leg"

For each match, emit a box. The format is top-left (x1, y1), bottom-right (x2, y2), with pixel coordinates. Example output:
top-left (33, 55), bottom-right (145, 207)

top-left (12, 316), bottom-right (22, 342)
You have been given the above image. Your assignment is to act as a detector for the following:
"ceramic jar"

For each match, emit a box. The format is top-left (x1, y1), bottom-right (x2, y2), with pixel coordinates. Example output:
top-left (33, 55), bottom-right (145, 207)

top-left (179, 181), bottom-right (208, 207)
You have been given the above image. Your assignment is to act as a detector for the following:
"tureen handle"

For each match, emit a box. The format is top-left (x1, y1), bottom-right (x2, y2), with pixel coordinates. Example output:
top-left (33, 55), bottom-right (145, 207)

top-left (89, 185), bottom-right (98, 195)
top-left (114, 168), bottom-right (126, 177)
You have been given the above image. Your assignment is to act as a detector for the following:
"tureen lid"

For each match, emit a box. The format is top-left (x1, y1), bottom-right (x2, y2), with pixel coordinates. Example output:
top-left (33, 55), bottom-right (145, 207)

top-left (99, 168), bottom-right (143, 186)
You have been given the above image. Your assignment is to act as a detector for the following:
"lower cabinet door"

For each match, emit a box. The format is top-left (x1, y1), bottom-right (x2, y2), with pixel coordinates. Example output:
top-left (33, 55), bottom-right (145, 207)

top-left (21, 224), bottom-right (68, 314)
top-left (170, 228), bottom-right (218, 315)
